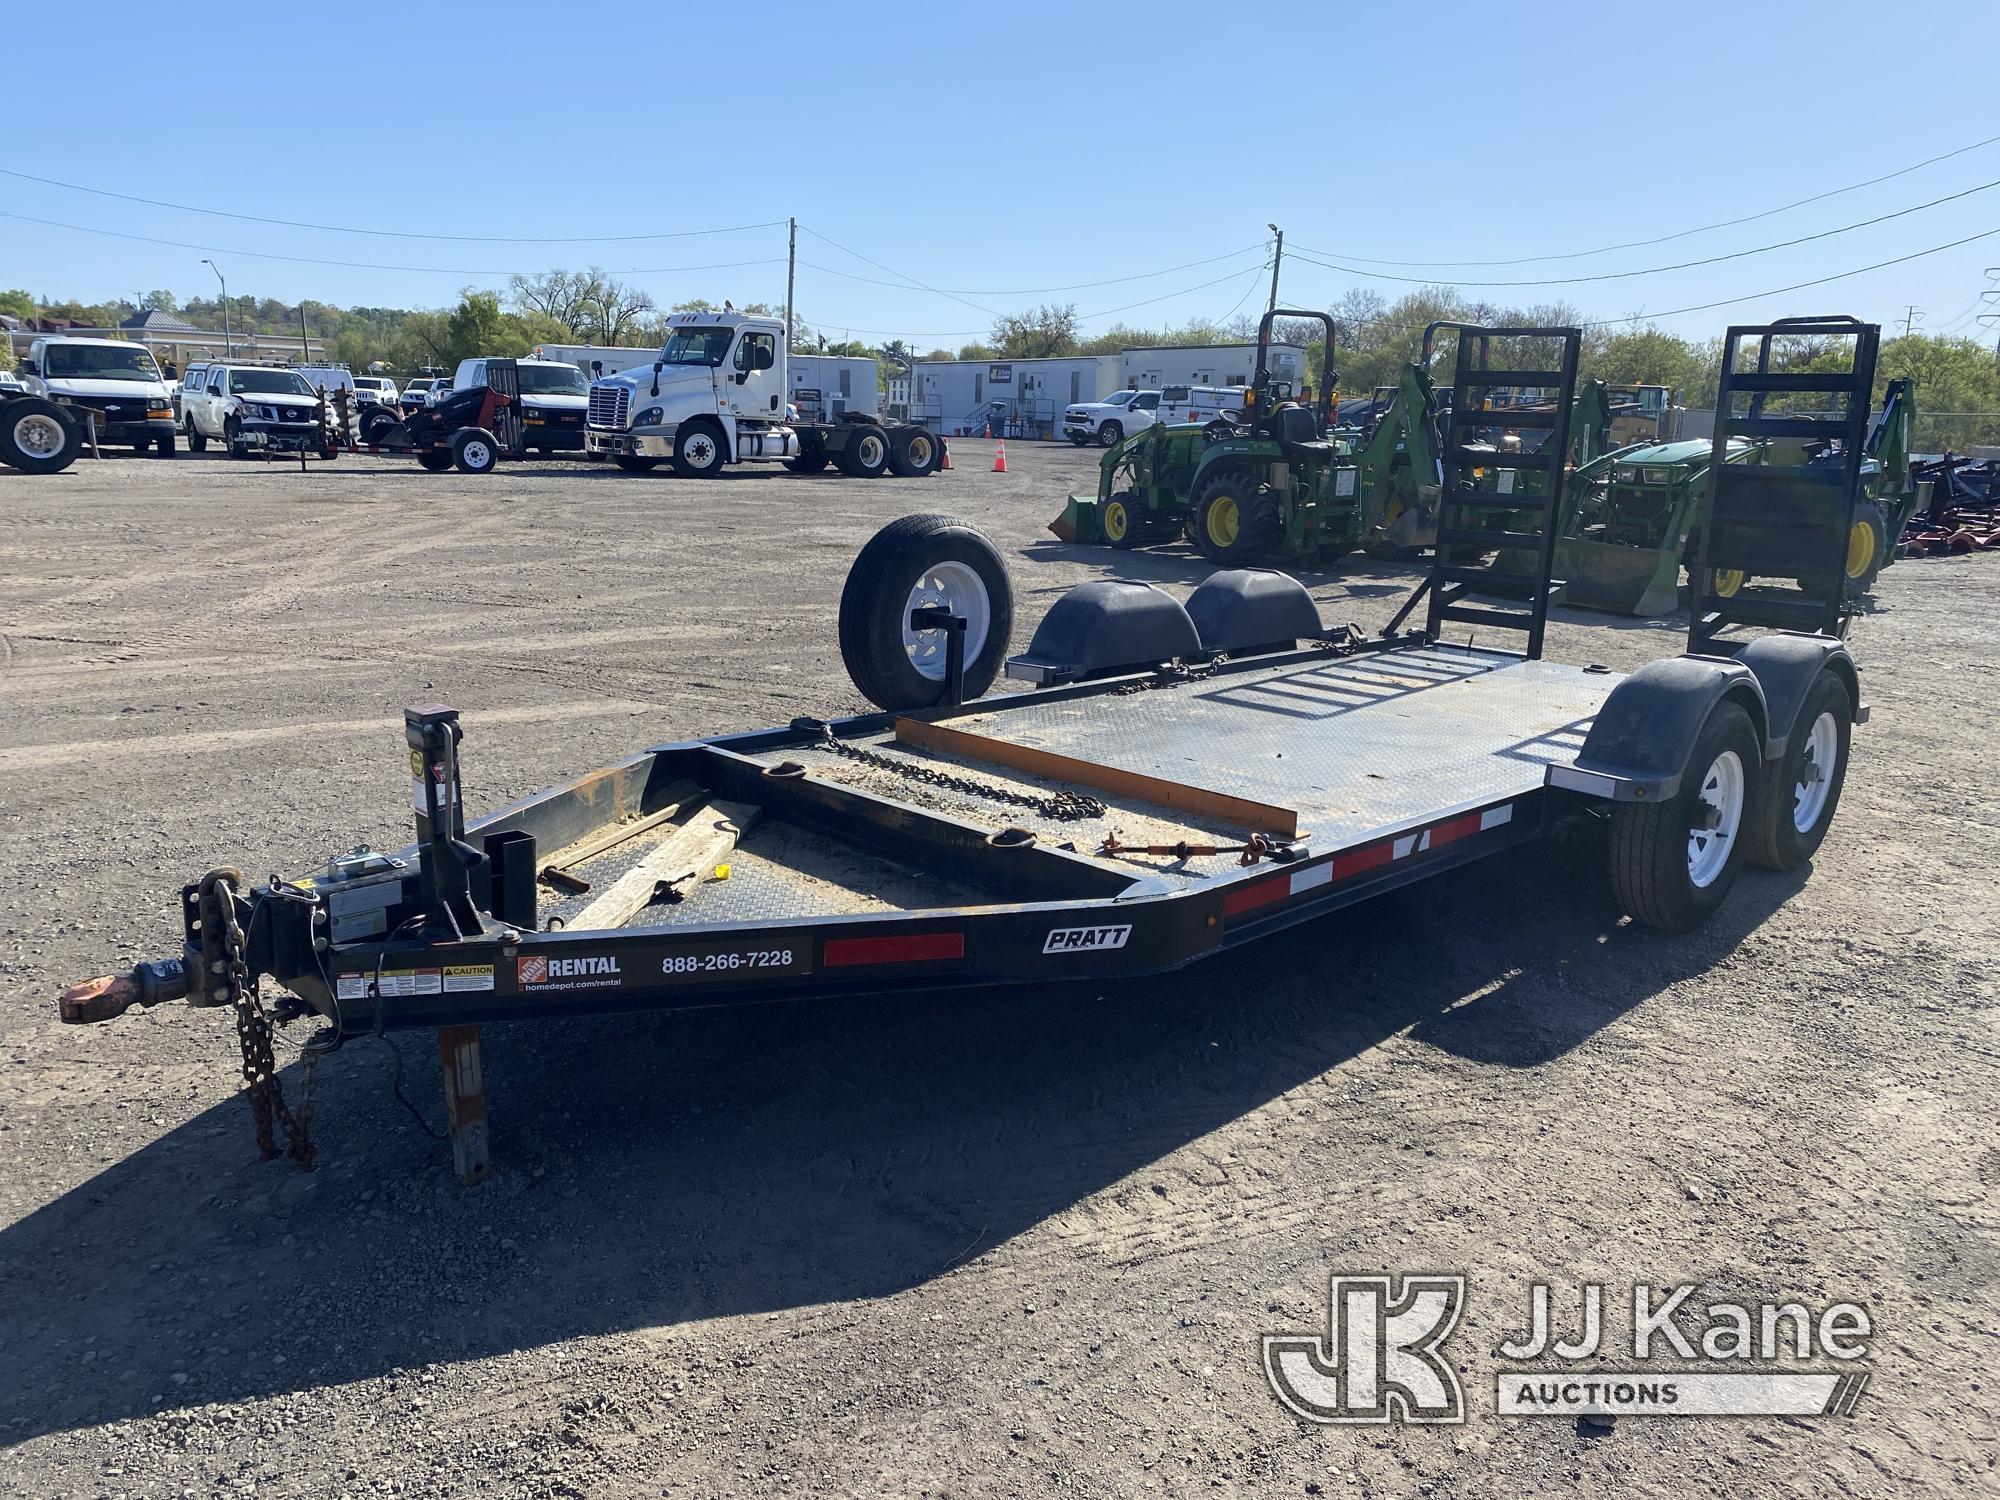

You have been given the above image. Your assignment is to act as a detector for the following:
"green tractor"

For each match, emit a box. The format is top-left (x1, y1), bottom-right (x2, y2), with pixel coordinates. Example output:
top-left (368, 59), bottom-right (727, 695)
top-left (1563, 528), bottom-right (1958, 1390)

top-left (1555, 377), bottom-right (1919, 616)
top-left (1050, 308), bottom-right (1369, 564)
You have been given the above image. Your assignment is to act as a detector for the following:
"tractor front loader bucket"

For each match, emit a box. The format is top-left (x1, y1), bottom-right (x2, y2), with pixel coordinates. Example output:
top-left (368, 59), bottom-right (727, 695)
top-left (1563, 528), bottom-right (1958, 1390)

top-left (1050, 493), bottom-right (1104, 544)
top-left (1556, 537), bottom-right (1683, 617)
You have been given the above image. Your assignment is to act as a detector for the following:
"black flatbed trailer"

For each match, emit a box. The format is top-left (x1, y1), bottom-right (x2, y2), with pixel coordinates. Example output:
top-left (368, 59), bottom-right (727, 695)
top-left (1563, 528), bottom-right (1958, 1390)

top-left (60, 319), bottom-right (1884, 1182)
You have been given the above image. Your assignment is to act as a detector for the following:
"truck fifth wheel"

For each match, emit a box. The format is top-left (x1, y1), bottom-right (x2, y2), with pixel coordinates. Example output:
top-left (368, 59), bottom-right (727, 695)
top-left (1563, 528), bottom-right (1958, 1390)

top-left (61, 319), bottom-right (1880, 1184)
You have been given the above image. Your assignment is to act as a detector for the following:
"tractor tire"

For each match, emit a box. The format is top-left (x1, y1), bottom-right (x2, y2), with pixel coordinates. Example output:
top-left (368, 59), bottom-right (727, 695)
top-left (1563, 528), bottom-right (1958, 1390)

top-left (1842, 499), bottom-right (1888, 598)
top-left (1607, 699), bottom-right (1760, 932)
top-left (1097, 420), bottom-right (1123, 448)
top-left (887, 426), bottom-right (940, 478)
top-left (1745, 670), bottom-right (1852, 872)
top-left (0, 398), bottom-right (82, 475)
top-left (837, 513), bottom-right (1013, 711)
top-left (837, 425), bottom-right (890, 479)
top-left (613, 455), bottom-right (661, 473)
top-left (417, 449), bottom-right (454, 472)
top-left (452, 428), bottom-right (500, 474)
top-left (1102, 493), bottom-right (1143, 550)
top-left (1192, 470), bottom-right (1282, 564)
top-left (184, 415), bottom-right (208, 454)
top-left (671, 422), bottom-right (726, 478)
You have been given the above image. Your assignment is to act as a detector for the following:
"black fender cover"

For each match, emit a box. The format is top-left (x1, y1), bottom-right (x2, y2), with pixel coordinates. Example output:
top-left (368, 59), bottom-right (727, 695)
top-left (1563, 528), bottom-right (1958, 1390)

top-left (1725, 635), bottom-right (1860, 755)
top-left (1568, 655), bottom-right (1770, 801)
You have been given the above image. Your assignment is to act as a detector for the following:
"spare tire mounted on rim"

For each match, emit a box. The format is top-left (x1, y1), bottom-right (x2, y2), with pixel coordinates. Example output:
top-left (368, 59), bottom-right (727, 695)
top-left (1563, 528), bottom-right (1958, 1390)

top-left (838, 514), bottom-right (1015, 711)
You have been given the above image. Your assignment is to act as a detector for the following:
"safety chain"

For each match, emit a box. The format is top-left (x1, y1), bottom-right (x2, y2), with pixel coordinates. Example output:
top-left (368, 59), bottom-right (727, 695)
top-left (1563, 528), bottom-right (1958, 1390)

top-left (804, 724), bottom-right (1106, 822)
top-left (1114, 659), bottom-right (1223, 695)
top-left (199, 869), bottom-right (315, 1170)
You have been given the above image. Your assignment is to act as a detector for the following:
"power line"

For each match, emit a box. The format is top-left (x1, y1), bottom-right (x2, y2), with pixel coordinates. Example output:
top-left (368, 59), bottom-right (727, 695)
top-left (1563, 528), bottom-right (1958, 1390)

top-left (1575, 226), bottom-right (2000, 328)
top-left (1286, 176), bottom-right (2000, 289)
top-left (794, 242), bottom-right (1266, 296)
top-left (796, 225), bottom-right (1000, 319)
top-left (1288, 130), bottom-right (2000, 268)
top-left (0, 165), bottom-right (786, 244)
top-left (0, 210), bottom-right (787, 278)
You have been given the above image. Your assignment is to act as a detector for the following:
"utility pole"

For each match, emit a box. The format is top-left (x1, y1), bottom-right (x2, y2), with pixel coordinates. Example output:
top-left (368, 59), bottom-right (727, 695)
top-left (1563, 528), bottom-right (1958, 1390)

top-left (1266, 223), bottom-right (1284, 315)
top-left (202, 259), bottom-right (229, 357)
top-left (1901, 304), bottom-right (1923, 338)
top-left (784, 217), bottom-right (797, 353)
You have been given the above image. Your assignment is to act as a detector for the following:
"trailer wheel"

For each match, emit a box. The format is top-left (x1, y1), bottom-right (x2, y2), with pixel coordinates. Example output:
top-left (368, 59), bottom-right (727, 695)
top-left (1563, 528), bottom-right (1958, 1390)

top-left (417, 449), bottom-right (454, 472)
top-left (838, 513), bottom-right (1014, 710)
top-left (838, 426), bottom-right (890, 478)
top-left (1607, 699), bottom-right (1761, 932)
top-left (0, 398), bottom-right (82, 475)
top-left (452, 428), bottom-right (499, 473)
top-left (613, 455), bottom-right (661, 472)
top-left (1193, 470), bottom-right (1282, 564)
top-left (672, 421), bottom-right (725, 477)
top-left (1745, 671), bottom-right (1851, 872)
top-left (887, 427), bottom-right (939, 477)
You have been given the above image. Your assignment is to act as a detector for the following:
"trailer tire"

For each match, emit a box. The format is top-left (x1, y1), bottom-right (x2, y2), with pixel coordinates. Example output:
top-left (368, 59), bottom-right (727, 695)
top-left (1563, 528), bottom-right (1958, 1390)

top-left (887, 426), bottom-right (939, 477)
top-left (1098, 420), bottom-right (1123, 448)
top-left (417, 449), bottom-right (454, 472)
top-left (452, 428), bottom-right (500, 474)
top-left (672, 421), bottom-right (726, 477)
top-left (614, 455), bottom-right (661, 472)
top-left (838, 513), bottom-right (1013, 710)
top-left (1745, 670), bottom-right (1851, 872)
top-left (1193, 470), bottom-right (1282, 564)
top-left (1607, 699), bottom-right (1760, 932)
top-left (0, 398), bottom-right (82, 474)
top-left (838, 425), bottom-right (890, 478)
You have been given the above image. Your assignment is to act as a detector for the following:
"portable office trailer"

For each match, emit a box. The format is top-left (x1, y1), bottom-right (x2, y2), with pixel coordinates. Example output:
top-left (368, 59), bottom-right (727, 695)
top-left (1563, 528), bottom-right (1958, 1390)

top-left (910, 356), bottom-right (1106, 439)
top-left (788, 355), bottom-right (879, 421)
top-left (1118, 343), bottom-right (1308, 392)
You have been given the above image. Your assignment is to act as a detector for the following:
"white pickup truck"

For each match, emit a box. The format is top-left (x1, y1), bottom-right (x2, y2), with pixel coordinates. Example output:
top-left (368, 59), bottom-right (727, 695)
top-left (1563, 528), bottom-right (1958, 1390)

top-left (1061, 389), bottom-right (1163, 447)
top-left (585, 311), bottom-right (943, 480)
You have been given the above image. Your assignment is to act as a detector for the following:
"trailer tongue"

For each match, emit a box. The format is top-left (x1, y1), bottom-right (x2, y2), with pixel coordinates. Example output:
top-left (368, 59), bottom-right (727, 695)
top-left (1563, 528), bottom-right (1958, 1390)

top-left (60, 320), bottom-right (1883, 1184)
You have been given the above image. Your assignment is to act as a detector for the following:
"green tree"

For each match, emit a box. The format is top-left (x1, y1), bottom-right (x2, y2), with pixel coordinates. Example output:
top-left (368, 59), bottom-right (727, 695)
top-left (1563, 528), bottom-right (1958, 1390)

top-left (0, 289), bottom-right (34, 320)
top-left (990, 303), bottom-right (1079, 359)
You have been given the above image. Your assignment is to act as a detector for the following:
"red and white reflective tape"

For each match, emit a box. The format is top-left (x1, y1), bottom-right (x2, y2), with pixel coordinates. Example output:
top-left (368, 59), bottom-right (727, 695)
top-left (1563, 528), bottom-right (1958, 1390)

top-left (1223, 802), bottom-right (1516, 920)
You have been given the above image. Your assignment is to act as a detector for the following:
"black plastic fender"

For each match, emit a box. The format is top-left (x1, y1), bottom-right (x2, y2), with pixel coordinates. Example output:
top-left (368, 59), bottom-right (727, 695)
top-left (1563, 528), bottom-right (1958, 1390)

top-left (1004, 580), bottom-right (1201, 686)
top-left (1185, 568), bottom-right (1323, 655)
top-left (1719, 634), bottom-right (1862, 754)
top-left (1555, 655), bottom-right (1770, 802)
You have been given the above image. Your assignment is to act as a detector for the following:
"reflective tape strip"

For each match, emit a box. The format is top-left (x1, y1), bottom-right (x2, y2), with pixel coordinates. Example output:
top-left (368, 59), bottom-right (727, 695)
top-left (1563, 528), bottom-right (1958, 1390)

top-left (823, 931), bottom-right (965, 967)
top-left (1222, 801), bottom-right (1520, 923)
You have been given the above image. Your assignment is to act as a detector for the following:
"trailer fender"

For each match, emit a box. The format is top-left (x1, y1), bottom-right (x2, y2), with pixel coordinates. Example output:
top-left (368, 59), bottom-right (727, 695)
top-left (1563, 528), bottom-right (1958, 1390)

top-left (1552, 656), bottom-right (1768, 802)
top-left (1725, 635), bottom-right (1864, 754)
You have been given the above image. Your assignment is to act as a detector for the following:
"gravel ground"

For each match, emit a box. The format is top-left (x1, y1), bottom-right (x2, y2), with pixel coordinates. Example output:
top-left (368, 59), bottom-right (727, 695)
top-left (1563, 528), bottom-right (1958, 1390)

top-left (1, 441), bottom-right (1995, 1499)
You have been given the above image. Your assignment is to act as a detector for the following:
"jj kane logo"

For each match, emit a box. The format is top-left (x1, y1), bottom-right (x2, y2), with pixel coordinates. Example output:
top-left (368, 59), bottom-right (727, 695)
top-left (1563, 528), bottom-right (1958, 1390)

top-left (516, 953), bottom-right (623, 990)
top-left (1263, 1276), bottom-right (1873, 1425)
top-left (1042, 924), bottom-right (1132, 954)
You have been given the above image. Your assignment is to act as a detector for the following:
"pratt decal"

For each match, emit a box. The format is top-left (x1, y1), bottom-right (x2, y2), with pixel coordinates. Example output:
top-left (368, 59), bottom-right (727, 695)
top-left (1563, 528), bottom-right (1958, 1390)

top-left (1042, 924), bottom-right (1133, 954)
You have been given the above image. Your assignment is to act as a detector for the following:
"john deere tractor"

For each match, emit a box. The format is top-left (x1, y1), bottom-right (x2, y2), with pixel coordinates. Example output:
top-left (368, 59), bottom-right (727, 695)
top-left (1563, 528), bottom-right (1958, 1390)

top-left (1555, 377), bottom-right (1918, 616)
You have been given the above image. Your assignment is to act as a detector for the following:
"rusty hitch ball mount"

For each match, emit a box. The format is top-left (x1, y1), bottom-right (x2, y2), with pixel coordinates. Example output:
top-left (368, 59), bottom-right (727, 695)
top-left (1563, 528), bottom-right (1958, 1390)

top-left (57, 959), bottom-right (191, 1024)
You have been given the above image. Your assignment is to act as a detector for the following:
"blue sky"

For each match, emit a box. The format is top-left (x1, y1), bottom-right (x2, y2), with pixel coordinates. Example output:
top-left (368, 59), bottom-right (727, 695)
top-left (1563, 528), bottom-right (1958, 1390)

top-left (5, 1), bottom-right (1996, 344)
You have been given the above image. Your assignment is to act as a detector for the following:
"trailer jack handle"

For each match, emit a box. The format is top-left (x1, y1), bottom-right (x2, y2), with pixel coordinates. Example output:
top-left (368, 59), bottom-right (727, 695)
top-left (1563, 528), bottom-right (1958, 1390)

top-left (908, 605), bottom-right (968, 706)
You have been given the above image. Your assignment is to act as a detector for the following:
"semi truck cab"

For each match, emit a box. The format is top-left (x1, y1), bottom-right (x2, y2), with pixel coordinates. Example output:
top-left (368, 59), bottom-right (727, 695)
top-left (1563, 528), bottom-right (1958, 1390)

top-left (585, 312), bottom-right (796, 475)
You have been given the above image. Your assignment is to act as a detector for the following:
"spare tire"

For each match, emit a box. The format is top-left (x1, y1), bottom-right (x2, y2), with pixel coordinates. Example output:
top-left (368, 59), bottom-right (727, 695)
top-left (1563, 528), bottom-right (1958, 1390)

top-left (0, 397), bottom-right (82, 475)
top-left (838, 514), bottom-right (1014, 710)
top-left (361, 408), bottom-right (399, 444)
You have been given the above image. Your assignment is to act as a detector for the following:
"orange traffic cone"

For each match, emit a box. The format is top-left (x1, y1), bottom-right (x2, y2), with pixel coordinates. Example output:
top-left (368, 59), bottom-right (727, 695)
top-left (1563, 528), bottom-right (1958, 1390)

top-left (992, 440), bottom-right (1008, 473)
top-left (939, 442), bottom-right (952, 470)
top-left (982, 422), bottom-right (991, 439)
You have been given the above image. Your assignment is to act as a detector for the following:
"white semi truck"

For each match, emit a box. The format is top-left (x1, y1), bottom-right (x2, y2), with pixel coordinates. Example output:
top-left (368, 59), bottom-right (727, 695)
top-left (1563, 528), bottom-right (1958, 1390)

top-left (584, 311), bottom-right (941, 479)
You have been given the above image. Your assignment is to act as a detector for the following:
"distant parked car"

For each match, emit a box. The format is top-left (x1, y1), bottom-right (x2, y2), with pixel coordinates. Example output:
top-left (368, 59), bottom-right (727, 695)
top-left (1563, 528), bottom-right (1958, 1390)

top-left (352, 375), bottom-right (400, 409)
top-left (399, 377), bottom-right (439, 410)
top-left (179, 364), bottom-right (335, 458)
top-left (1062, 388), bottom-right (1162, 447)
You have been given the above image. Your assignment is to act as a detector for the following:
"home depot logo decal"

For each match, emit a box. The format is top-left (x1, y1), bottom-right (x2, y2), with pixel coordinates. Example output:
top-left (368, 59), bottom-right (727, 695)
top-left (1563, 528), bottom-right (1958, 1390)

top-left (516, 954), bottom-right (623, 991)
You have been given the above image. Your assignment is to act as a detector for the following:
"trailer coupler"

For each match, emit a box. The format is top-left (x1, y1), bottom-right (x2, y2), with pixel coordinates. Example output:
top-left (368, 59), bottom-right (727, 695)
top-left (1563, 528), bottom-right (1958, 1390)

top-left (58, 958), bottom-right (190, 1024)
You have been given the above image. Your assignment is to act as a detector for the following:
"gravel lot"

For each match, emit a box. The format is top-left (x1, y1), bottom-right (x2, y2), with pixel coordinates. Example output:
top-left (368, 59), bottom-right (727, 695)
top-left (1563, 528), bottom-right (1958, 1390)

top-left (1, 441), bottom-right (1995, 1498)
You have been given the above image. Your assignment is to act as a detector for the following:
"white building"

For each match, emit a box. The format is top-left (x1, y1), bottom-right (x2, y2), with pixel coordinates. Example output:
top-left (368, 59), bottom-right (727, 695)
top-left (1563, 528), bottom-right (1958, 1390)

top-left (899, 343), bottom-right (1309, 439)
top-left (788, 354), bottom-right (878, 421)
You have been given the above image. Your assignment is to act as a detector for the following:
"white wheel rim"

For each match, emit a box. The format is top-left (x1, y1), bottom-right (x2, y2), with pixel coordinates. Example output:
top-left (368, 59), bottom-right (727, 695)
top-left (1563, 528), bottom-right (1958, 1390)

top-left (902, 561), bottom-right (991, 681)
top-left (1686, 749), bottom-right (1745, 889)
top-left (860, 435), bottom-right (884, 466)
top-left (464, 441), bottom-right (491, 467)
top-left (908, 435), bottom-right (933, 467)
top-left (687, 435), bottom-right (717, 468)
top-left (1792, 711), bottom-right (1838, 833)
top-left (14, 413), bottom-right (64, 457)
